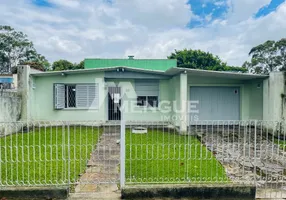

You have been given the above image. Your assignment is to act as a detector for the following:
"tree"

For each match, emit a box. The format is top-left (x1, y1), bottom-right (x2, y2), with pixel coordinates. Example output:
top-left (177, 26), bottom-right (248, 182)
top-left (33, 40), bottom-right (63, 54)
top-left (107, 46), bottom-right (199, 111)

top-left (52, 60), bottom-right (75, 71)
top-left (168, 49), bottom-right (247, 72)
top-left (247, 40), bottom-right (280, 74)
top-left (75, 60), bottom-right (84, 69)
top-left (52, 60), bottom-right (85, 71)
top-left (276, 38), bottom-right (286, 71)
top-left (0, 25), bottom-right (47, 74)
top-left (246, 39), bottom-right (286, 74)
top-left (22, 54), bottom-right (51, 71)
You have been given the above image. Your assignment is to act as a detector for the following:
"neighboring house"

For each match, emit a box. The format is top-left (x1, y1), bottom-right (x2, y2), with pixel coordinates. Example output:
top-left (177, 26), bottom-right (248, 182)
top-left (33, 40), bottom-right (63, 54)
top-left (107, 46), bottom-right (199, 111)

top-left (12, 67), bottom-right (43, 90)
top-left (0, 74), bottom-right (13, 89)
top-left (18, 56), bottom-right (272, 132)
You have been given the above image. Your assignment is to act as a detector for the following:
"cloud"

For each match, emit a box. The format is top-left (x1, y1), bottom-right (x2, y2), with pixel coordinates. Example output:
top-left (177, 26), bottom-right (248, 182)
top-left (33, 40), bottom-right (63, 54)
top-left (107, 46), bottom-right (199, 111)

top-left (123, 1), bottom-right (286, 65)
top-left (49, 0), bottom-right (80, 8)
top-left (44, 36), bottom-right (82, 53)
top-left (214, 1), bottom-right (227, 7)
top-left (227, 0), bottom-right (272, 23)
top-left (0, 0), bottom-right (285, 66)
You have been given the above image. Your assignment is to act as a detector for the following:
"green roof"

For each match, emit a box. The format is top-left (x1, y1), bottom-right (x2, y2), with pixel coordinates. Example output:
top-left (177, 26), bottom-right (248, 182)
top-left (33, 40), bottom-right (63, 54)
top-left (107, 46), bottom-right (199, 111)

top-left (84, 58), bottom-right (177, 71)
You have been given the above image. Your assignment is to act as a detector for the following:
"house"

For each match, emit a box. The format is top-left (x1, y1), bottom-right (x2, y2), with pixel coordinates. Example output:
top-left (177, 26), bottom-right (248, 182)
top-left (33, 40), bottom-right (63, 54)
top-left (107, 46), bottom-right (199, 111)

top-left (0, 74), bottom-right (14, 89)
top-left (18, 56), bottom-right (274, 132)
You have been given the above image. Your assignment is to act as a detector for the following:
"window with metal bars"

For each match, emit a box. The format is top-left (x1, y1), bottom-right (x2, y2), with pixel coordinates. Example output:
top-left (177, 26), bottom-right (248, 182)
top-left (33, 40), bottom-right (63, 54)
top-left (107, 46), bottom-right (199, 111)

top-left (136, 96), bottom-right (158, 107)
top-left (54, 83), bottom-right (98, 110)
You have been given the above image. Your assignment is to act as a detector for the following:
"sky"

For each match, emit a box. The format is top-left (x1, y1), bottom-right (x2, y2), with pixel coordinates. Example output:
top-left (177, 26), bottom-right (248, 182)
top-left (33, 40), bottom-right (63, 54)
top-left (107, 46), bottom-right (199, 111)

top-left (0, 0), bottom-right (285, 66)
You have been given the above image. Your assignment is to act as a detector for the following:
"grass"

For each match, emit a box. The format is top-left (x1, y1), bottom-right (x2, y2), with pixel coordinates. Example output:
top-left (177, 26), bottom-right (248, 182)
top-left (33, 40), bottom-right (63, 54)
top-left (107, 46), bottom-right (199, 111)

top-left (275, 138), bottom-right (286, 150)
top-left (0, 126), bottom-right (228, 186)
top-left (0, 126), bottom-right (102, 185)
top-left (125, 129), bottom-right (228, 184)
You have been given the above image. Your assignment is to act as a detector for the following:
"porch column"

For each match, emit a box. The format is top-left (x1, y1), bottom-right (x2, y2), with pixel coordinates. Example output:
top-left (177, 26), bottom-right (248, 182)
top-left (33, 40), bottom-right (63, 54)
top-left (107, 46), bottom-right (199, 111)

top-left (180, 72), bottom-right (188, 133)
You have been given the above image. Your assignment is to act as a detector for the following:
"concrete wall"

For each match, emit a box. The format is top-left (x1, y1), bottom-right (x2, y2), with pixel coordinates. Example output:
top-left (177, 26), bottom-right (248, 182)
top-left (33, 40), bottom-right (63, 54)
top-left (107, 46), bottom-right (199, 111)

top-left (0, 91), bottom-right (21, 122)
top-left (0, 91), bottom-right (22, 136)
top-left (18, 65), bottom-right (31, 121)
top-left (263, 72), bottom-right (286, 122)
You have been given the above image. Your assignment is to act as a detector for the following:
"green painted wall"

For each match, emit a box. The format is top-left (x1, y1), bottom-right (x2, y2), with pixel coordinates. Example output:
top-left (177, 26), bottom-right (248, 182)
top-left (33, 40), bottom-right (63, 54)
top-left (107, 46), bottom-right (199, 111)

top-left (187, 75), bottom-right (264, 120)
top-left (29, 72), bottom-right (263, 122)
top-left (105, 79), bottom-right (173, 121)
top-left (84, 59), bottom-right (177, 71)
top-left (30, 72), bottom-right (106, 121)
top-left (30, 73), bottom-right (177, 122)
top-left (245, 81), bottom-right (263, 120)
top-left (168, 75), bottom-right (181, 126)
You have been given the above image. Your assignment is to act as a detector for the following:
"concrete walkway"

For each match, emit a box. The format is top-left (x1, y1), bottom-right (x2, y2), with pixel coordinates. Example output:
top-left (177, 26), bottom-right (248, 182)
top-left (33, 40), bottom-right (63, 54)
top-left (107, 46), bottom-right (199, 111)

top-left (69, 126), bottom-right (121, 199)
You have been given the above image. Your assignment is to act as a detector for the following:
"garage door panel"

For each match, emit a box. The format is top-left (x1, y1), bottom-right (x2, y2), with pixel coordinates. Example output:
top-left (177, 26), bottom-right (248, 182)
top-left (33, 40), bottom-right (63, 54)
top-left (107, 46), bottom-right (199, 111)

top-left (190, 87), bottom-right (240, 122)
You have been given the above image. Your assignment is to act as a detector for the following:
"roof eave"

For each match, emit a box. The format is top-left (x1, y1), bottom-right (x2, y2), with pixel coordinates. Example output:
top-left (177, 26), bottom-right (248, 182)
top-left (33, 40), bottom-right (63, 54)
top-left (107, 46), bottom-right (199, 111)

top-left (30, 66), bottom-right (169, 77)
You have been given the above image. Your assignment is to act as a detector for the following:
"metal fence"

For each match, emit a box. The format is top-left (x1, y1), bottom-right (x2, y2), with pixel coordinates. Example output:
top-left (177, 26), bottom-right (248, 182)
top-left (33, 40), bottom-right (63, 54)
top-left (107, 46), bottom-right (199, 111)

top-left (0, 120), bottom-right (286, 198)
top-left (0, 121), bottom-right (119, 188)
top-left (124, 120), bottom-right (286, 199)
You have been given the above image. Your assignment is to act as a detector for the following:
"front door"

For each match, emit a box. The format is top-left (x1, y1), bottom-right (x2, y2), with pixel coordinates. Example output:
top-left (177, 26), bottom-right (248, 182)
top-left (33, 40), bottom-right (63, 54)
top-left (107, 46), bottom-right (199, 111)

top-left (108, 87), bottom-right (121, 120)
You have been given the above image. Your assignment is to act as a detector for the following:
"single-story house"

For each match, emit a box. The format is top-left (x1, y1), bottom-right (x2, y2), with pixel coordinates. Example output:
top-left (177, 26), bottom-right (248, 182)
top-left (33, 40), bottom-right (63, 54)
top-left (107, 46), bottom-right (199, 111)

top-left (18, 56), bottom-right (281, 131)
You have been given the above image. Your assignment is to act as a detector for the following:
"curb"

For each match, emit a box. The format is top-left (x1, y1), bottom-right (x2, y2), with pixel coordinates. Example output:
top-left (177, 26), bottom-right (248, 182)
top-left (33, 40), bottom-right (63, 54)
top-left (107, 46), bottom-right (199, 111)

top-left (121, 184), bottom-right (256, 199)
top-left (0, 186), bottom-right (69, 199)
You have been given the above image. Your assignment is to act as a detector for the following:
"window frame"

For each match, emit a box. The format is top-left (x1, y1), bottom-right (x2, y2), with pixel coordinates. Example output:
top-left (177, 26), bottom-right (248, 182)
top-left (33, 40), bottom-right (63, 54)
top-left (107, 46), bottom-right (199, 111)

top-left (135, 80), bottom-right (160, 108)
top-left (136, 95), bottom-right (159, 108)
top-left (65, 84), bottom-right (76, 109)
top-left (54, 83), bottom-right (99, 110)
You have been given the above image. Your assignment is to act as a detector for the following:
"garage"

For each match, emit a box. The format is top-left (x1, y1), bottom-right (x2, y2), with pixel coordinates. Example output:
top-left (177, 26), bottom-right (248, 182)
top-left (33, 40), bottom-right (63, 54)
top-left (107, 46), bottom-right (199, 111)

top-left (190, 86), bottom-right (240, 121)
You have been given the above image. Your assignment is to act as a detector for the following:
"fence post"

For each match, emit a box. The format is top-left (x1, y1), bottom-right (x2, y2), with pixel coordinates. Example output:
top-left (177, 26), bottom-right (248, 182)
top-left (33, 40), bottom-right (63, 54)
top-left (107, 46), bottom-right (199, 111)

top-left (254, 120), bottom-right (257, 185)
top-left (120, 120), bottom-right (126, 188)
top-left (67, 122), bottom-right (71, 186)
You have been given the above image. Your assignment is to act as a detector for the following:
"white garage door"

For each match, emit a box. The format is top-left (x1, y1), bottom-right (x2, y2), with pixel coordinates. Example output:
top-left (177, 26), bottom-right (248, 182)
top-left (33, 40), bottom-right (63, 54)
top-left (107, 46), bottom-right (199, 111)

top-left (190, 87), bottom-right (240, 122)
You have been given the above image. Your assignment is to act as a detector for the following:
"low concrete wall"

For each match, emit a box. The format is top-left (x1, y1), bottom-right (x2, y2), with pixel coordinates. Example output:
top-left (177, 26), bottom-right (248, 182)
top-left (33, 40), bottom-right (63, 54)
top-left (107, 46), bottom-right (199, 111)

top-left (122, 185), bottom-right (256, 200)
top-left (0, 91), bottom-right (22, 136)
top-left (0, 91), bottom-right (21, 122)
top-left (0, 186), bottom-right (69, 199)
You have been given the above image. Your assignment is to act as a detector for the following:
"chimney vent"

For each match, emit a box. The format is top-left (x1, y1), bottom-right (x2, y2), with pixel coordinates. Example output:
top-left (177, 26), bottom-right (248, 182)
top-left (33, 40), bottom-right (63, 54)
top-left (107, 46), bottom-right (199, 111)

top-left (128, 55), bottom-right (134, 60)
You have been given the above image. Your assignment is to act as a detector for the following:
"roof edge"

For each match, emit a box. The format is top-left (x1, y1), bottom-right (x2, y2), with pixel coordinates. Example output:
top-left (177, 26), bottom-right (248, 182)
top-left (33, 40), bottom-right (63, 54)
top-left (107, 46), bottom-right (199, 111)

top-left (84, 58), bottom-right (177, 61)
top-left (176, 67), bottom-right (269, 78)
top-left (30, 66), bottom-right (171, 76)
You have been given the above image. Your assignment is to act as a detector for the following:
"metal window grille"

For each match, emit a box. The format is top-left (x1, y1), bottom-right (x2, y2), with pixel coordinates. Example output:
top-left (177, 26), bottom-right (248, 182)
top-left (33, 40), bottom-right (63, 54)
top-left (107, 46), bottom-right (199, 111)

top-left (54, 84), bottom-right (98, 110)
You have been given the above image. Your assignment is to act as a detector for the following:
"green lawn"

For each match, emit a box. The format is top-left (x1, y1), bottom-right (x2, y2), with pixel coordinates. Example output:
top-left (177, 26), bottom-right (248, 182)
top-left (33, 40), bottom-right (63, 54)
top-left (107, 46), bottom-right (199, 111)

top-left (0, 126), bottom-right (102, 185)
top-left (125, 129), bottom-right (228, 184)
top-left (275, 138), bottom-right (286, 150)
top-left (0, 126), bottom-right (228, 186)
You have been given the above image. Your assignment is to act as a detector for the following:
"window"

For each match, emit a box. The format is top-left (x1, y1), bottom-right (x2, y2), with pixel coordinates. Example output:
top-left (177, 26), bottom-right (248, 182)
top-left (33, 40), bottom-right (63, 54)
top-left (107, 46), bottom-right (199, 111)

top-left (147, 96), bottom-right (158, 107)
top-left (136, 96), bottom-right (158, 107)
top-left (137, 96), bottom-right (146, 106)
top-left (135, 80), bottom-right (159, 107)
top-left (65, 85), bottom-right (76, 108)
top-left (54, 83), bottom-right (98, 110)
